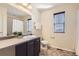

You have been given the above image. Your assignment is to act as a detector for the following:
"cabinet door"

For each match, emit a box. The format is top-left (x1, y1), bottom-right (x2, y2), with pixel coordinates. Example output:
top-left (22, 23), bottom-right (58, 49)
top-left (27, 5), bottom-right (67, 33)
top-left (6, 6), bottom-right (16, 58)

top-left (26, 40), bottom-right (34, 56)
top-left (16, 42), bottom-right (26, 56)
top-left (34, 38), bottom-right (40, 56)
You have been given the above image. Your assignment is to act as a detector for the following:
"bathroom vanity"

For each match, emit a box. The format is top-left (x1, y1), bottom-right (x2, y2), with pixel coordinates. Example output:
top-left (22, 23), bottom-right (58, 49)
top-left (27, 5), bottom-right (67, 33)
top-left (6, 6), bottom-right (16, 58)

top-left (16, 37), bottom-right (40, 56)
top-left (0, 35), bottom-right (40, 56)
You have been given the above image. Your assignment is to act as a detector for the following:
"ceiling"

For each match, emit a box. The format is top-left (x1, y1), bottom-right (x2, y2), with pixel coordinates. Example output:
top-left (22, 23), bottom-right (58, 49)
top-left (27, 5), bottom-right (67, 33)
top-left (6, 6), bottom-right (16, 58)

top-left (7, 3), bottom-right (32, 16)
top-left (7, 5), bottom-right (28, 16)
top-left (5, 3), bottom-right (62, 16)
top-left (17, 3), bottom-right (32, 10)
top-left (32, 3), bottom-right (62, 10)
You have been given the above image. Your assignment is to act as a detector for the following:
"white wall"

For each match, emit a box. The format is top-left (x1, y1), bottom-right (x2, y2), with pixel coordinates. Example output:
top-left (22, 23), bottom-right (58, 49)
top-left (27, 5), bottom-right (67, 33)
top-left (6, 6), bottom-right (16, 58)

top-left (32, 4), bottom-right (42, 37)
top-left (0, 6), bottom-right (7, 36)
top-left (41, 4), bottom-right (79, 52)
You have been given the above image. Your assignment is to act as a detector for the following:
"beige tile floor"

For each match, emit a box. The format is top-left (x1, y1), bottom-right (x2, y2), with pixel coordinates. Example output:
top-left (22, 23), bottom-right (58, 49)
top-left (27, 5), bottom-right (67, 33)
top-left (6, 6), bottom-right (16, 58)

top-left (40, 47), bottom-right (76, 56)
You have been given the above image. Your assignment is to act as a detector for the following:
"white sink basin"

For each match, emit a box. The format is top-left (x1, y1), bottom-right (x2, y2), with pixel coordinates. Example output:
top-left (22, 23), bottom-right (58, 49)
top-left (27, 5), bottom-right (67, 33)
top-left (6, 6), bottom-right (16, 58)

top-left (23, 35), bottom-right (37, 40)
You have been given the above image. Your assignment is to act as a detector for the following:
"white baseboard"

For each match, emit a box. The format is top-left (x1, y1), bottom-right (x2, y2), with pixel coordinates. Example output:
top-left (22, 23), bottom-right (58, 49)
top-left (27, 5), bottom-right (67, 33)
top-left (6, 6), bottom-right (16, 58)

top-left (50, 45), bottom-right (75, 52)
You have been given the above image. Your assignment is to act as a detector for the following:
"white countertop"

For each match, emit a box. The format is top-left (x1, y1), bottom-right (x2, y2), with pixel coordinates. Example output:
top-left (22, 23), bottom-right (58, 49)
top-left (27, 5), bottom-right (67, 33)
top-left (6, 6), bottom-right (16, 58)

top-left (0, 35), bottom-right (39, 50)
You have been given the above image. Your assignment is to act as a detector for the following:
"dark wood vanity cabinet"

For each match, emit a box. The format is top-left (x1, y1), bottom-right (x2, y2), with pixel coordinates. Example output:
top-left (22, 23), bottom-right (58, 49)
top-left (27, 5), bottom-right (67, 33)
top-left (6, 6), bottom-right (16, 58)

top-left (34, 39), bottom-right (40, 56)
top-left (16, 42), bottom-right (27, 56)
top-left (26, 40), bottom-right (34, 56)
top-left (15, 37), bottom-right (40, 56)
